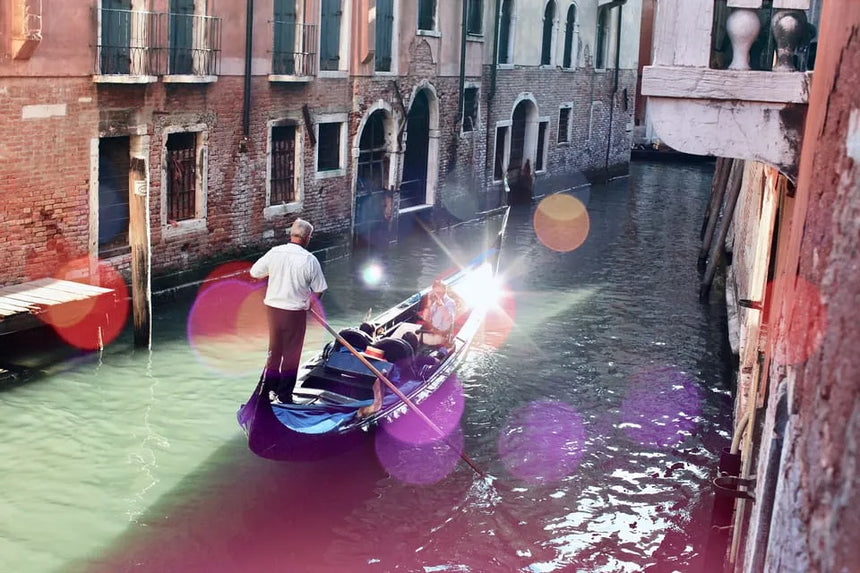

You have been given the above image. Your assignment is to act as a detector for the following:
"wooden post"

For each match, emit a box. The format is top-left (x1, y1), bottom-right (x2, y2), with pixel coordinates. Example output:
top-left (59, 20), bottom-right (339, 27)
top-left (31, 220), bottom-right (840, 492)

top-left (701, 156), bottom-right (730, 239)
top-left (128, 137), bottom-right (152, 348)
top-left (699, 157), bottom-right (733, 269)
top-left (700, 159), bottom-right (745, 300)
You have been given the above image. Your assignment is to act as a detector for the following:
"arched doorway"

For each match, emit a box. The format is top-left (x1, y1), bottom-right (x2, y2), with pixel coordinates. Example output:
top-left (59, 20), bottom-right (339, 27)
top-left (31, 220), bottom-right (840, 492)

top-left (402, 90), bottom-right (431, 209)
top-left (354, 109), bottom-right (395, 247)
top-left (508, 98), bottom-right (539, 203)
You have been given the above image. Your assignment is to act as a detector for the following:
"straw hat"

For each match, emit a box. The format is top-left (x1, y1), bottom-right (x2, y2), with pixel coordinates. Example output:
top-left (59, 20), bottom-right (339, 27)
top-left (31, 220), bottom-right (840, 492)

top-left (364, 346), bottom-right (385, 360)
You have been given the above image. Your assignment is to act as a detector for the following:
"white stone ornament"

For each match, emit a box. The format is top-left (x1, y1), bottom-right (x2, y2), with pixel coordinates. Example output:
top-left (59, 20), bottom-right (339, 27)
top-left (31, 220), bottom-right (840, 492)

top-left (727, 8), bottom-right (762, 71)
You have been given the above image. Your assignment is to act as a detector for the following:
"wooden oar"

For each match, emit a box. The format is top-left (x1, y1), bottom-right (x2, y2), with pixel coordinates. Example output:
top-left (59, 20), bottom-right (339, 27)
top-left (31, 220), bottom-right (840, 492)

top-left (309, 308), bottom-right (487, 479)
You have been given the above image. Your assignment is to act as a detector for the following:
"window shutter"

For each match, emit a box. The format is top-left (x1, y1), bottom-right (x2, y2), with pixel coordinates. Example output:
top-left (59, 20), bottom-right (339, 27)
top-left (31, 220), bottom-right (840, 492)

top-left (375, 0), bottom-right (394, 71)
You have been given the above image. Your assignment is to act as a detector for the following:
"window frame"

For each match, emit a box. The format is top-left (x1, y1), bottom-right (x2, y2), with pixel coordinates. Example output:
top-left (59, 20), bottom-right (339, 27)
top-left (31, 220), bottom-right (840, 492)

top-left (417, 0), bottom-right (438, 34)
top-left (493, 121), bottom-right (512, 183)
top-left (461, 85), bottom-right (480, 134)
top-left (561, 2), bottom-right (578, 70)
top-left (314, 113), bottom-right (348, 179)
top-left (265, 117), bottom-right (304, 218)
top-left (161, 124), bottom-right (208, 238)
top-left (466, 0), bottom-right (483, 36)
top-left (318, 0), bottom-right (351, 77)
top-left (557, 103), bottom-right (572, 145)
top-left (535, 119), bottom-right (549, 173)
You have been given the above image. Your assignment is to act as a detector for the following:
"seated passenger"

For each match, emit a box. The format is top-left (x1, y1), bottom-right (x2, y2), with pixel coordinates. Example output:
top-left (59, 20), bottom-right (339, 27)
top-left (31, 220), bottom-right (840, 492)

top-left (419, 279), bottom-right (456, 347)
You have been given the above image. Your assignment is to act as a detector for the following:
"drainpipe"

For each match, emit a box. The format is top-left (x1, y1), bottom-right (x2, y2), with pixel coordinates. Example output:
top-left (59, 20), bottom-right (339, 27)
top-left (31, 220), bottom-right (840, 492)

top-left (486, 0), bottom-right (502, 206)
top-left (602, 0), bottom-right (626, 178)
top-left (242, 0), bottom-right (254, 138)
top-left (458, 0), bottom-right (468, 120)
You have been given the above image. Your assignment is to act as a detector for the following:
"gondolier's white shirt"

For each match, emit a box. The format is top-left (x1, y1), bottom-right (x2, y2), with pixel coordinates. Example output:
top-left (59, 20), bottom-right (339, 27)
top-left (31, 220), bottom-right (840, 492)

top-left (250, 242), bottom-right (328, 310)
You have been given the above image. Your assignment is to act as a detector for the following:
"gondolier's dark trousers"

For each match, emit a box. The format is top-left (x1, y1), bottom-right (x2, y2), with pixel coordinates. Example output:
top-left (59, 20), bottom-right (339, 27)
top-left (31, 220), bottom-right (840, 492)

top-left (264, 306), bottom-right (308, 401)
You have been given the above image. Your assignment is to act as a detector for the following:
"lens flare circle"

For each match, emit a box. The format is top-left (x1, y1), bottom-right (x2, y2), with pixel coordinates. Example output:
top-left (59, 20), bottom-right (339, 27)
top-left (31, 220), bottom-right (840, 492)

top-left (766, 276), bottom-right (827, 365)
top-left (380, 374), bottom-right (465, 445)
top-left (41, 258), bottom-right (129, 350)
top-left (361, 262), bottom-right (385, 287)
top-left (498, 400), bottom-right (586, 483)
top-left (375, 424), bottom-right (464, 485)
top-left (188, 279), bottom-right (267, 376)
top-left (533, 194), bottom-right (590, 252)
top-left (620, 366), bottom-right (703, 449)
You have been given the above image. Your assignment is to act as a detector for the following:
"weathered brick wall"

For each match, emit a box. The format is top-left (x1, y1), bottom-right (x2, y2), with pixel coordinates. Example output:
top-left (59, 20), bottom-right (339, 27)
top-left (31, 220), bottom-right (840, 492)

top-left (483, 65), bottom-right (637, 196)
top-left (0, 75), bottom-right (355, 286)
top-left (0, 78), bottom-right (96, 285)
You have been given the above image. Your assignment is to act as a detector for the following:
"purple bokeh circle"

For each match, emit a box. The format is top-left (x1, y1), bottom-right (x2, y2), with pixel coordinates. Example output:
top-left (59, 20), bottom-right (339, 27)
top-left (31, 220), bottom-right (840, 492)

top-left (380, 375), bottom-right (465, 445)
top-left (620, 366), bottom-right (703, 448)
top-left (375, 425), bottom-right (464, 485)
top-left (498, 400), bottom-right (587, 483)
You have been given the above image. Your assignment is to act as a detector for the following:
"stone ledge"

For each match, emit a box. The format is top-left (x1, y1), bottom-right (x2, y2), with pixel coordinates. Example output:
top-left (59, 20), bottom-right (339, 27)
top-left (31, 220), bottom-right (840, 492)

top-left (642, 65), bottom-right (811, 104)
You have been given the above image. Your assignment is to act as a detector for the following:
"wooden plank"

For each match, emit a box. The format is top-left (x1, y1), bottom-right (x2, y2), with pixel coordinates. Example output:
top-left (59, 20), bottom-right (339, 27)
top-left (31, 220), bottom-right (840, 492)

top-left (0, 301), bottom-right (35, 316)
top-left (641, 66), bottom-right (811, 104)
top-left (28, 278), bottom-right (112, 296)
top-left (773, 0), bottom-right (809, 8)
top-left (652, 0), bottom-right (713, 67)
top-left (0, 291), bottom-right (58, 307)
top-left (0, 284), bottom-right (86, 305)
top-left (727, 0), bottom-right (763, 8)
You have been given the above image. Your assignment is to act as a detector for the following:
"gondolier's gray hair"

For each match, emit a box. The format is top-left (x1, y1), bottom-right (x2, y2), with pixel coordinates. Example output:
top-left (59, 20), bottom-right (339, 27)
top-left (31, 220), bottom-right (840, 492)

top-left (290, 218), bottom-right (314, 242)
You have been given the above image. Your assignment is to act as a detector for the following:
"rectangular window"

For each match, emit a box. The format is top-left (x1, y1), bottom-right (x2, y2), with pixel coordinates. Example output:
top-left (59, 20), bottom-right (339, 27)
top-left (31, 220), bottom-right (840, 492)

top-left (320, 0), bottom-right (342, 71)
top-left (596, 6), bottom-right (616, 70)
top-left (375, 0), bottom-right (394, 72)
top-left (271, 125), bottom-right (297, 204)
top-left (166, 132), bottom-right (197, 221)
top-left (317, 122), bottom-right (341, 172)
top-left (418, 0), bottom-right (435, 31)
top-left (467, 0), bottom-right (482, 35)
top-left (494, 126), bottom-right (508, 181)
top-left (98, 136), bottom-right (131, 258)
top-left (462, 87), bottom-right (478, 132)
top-left (558, 107), bottom-right (570, 143)
top-left (536, 121), bottom-right (548, 171)
top-left (100, 0), bottom-right (132, 75)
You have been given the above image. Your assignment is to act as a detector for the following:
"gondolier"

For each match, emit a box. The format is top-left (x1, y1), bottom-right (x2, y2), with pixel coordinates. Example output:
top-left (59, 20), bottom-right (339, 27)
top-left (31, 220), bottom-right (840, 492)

top-left (250, 219), bottom-right (327, 404)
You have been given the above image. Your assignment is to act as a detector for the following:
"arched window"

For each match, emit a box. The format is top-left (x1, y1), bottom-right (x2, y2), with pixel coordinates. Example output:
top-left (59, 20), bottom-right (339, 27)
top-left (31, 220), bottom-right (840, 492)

top-left (595, 5), bottom-right (615, 69)
top-left (540, 1), bottom-right (556, 66)
top-left (562, 4), bottom-right (576, 69)
top-left (498, 0), bottom-right (513, 64)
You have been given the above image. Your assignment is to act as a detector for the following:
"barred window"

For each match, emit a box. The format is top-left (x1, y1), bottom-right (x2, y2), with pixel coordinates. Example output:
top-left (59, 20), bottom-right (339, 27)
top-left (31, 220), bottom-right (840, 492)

top-left (317, 122), bottom-right (341, 172)
top-left (166, 132), bottom-right (197, 221)
top-left (271, 125), bottom-right (297, 204)
top-left (494, 126), bottom-right (508, 181)
top-left (558, 107), bottom-right (570, 143)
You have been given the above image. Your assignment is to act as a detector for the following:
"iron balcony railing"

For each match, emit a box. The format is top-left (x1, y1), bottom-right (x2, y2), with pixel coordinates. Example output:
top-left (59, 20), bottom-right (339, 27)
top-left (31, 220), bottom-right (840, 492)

top-left (95, 8), bottom-right (160, 76)
top-left (162, 12), bottom-right (222, 76)
top-left (93, 8), bottom-right (222, 77)
top-left (271, 21), bottom-right (317, 77)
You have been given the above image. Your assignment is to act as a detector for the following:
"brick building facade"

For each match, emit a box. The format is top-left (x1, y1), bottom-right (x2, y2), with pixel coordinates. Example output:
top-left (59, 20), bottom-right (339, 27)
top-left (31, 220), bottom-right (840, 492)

top-left (0, 0), bottom-right (641, 290)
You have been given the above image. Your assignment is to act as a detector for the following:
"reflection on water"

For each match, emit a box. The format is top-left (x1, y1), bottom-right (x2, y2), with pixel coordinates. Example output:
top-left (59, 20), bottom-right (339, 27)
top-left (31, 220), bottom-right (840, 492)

top-left (0, 162), bottom-right (732, 572)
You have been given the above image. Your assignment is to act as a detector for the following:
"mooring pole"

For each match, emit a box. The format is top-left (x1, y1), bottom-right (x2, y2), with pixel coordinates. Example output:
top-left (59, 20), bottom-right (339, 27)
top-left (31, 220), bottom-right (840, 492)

top-left (699, 157), bottom-right (734, 270)
top-left (129, 138), bottom-right (152, 348)
top-left (700, 159), bottom-right (744, 300)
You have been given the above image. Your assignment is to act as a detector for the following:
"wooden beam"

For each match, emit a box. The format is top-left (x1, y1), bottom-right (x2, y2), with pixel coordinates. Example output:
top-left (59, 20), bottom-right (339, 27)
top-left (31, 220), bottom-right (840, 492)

top-left (641, 66), bottom-right (811, 104)
top-left (129, 141), bottom-right (152, 349)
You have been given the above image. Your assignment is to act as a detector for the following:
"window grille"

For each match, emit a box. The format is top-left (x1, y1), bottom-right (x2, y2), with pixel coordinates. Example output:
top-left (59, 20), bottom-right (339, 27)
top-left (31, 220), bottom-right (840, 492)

top-left (166, 132), bottom-right (197, 221)
top-left (271, 125), bottom-right (297, 204)
top-left (317, 123), bottom-right (341, 171)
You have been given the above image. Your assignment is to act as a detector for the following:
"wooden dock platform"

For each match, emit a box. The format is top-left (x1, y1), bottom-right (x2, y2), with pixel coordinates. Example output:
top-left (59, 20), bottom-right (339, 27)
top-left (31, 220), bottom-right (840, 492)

top-left (0, 278), bottom-right (115, 336)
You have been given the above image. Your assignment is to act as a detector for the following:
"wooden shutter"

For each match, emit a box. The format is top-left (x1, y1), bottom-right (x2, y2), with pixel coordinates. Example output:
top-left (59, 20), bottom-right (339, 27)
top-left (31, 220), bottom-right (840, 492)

top-left (274, 0), bottom-right (298, 74)
top-left (102, 0), bottom-right (132, 74)
top-left (320, 0), bottom-right (342, 71)
top-left (375, 0), bottom-right (394, 71)
top-left (170, 0), bottom-right (194, 74)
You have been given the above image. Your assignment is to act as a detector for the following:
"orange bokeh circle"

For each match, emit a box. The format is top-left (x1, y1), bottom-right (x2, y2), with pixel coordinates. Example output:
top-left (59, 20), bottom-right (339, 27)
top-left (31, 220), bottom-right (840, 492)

top-left (533, 194), bottom-right (590, 253)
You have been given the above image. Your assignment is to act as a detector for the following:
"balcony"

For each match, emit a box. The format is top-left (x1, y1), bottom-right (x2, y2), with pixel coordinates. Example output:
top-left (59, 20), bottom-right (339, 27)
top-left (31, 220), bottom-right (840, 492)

top-left (269, 21), bottom-right (317, 82)
top-left (93, 9), bottom-right (222, 84)
top-left (93, 9), bottom-right (160, 82)
top-left (640, 0), bottom-right (816, 179)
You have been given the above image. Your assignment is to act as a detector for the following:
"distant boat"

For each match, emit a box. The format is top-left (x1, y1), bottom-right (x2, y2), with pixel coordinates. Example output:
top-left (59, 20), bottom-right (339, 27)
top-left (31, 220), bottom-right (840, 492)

top-left (238, 207), bottom-right (510, 461)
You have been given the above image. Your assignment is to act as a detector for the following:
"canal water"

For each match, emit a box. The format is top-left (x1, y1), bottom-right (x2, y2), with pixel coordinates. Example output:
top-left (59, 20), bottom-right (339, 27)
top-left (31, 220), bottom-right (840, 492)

top-left (0, 161), bottom-right (733, 573)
